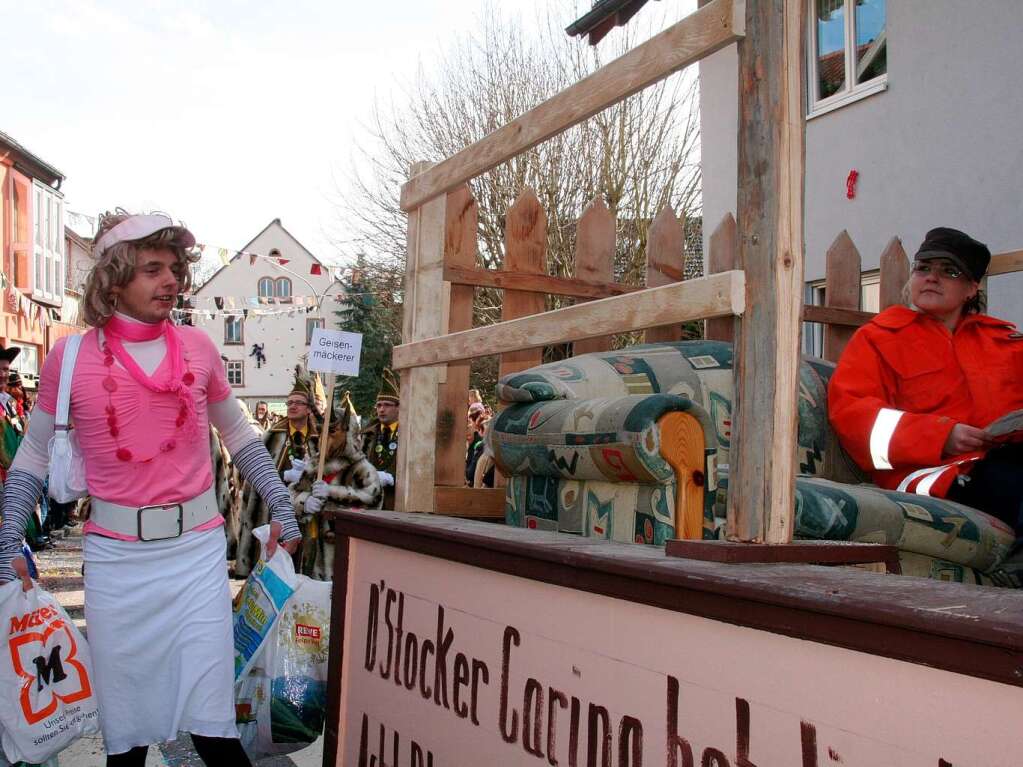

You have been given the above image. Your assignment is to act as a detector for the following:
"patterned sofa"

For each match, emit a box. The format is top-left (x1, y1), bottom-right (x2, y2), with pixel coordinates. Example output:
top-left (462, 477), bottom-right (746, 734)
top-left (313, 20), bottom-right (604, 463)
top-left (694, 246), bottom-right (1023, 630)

top-left (488, 340), bottom-right (1019, 586)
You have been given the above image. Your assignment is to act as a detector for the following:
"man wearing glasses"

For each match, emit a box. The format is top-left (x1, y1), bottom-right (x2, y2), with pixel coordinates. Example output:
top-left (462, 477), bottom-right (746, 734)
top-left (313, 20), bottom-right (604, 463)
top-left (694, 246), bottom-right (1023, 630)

top-left (829, 228), bottom-right (1023, 560)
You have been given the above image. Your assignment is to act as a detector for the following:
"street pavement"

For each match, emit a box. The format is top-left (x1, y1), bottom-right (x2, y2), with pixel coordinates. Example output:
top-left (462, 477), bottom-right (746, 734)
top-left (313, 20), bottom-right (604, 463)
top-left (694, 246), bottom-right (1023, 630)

top-left (33, 526), bottom-right (324, 767)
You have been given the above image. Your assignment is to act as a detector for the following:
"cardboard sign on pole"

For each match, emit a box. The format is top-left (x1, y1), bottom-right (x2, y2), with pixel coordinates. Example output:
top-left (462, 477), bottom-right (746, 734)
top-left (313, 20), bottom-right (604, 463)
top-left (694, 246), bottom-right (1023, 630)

top-left (308, 328), bottom-right (363, 377)
top-left (308, 329), bottom-right (362, 479)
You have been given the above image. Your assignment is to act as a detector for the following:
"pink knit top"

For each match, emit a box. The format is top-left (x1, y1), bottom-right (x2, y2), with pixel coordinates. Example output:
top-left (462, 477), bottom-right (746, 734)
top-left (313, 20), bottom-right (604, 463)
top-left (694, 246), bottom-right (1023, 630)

top-left (37, 327), bottom-right (232, 539)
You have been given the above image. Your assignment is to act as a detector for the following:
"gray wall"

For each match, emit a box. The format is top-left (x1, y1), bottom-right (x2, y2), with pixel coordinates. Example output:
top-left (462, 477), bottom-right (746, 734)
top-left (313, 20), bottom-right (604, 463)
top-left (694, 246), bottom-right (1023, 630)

top-left (699, 0), bottom-right (1023, 324)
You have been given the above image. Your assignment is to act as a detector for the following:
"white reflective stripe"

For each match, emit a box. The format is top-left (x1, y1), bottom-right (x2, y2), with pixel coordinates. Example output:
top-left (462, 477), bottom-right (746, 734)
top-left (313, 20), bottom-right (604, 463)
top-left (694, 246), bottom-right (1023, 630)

top-left (915, 465), bottom-right (956, 497)
top-left (896, 465), bottom-right (944, 493)
top-left (869, 408), bottom-right (904, 470)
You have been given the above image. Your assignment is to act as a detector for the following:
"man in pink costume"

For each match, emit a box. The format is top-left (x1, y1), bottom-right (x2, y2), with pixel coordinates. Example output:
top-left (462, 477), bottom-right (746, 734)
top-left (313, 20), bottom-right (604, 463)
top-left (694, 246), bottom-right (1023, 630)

top-left (0, 212), bottom-right (301, 766)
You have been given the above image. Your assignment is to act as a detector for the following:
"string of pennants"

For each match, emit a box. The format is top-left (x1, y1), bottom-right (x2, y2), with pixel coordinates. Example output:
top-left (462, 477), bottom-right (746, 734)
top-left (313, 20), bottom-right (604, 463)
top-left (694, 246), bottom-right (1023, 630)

top-left (196, 243), bottom-right (329, 276)
top-left (0, 273), bottom-right (61, 330)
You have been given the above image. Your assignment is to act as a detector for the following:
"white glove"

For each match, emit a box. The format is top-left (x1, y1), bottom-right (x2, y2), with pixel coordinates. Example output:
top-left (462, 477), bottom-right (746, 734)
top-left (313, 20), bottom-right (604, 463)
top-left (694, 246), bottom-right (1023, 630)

top-left (305, 495), bottom-right (324, 515)
top-left (311, 480), bottom-right (330, 499)
top-left (282, 458), bottom-right (308, 485)
top-left (378, 471), bottom-right (394, 487)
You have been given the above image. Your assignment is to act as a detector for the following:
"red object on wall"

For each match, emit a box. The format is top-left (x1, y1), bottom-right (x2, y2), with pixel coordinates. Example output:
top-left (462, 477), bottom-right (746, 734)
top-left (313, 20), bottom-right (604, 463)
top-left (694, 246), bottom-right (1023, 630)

top-left (846, 169), bottom-right (859, 199)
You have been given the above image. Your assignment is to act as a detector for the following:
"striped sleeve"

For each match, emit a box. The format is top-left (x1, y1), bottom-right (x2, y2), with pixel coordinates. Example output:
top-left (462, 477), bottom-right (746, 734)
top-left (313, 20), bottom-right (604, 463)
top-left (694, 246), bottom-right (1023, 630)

top-left (0, 469), bottom-right (46, 581)
top-left (231, 439), bottom-right (301, 543)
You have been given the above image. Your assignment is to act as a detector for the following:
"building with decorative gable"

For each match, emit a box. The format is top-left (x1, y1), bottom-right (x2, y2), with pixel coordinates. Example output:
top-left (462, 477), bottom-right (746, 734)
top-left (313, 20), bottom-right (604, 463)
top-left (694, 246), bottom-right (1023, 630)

top-left (190, 218), bottom-right (343, 411)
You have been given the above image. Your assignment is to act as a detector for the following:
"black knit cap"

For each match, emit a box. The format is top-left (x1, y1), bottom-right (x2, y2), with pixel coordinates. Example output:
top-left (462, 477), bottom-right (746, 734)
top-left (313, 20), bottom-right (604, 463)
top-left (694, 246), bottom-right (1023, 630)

top-left (914, 227), bottom-right (990, 282)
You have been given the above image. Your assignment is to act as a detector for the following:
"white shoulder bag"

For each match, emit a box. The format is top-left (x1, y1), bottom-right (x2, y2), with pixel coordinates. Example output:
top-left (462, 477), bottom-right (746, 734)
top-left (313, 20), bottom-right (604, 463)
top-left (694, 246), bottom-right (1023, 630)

top-left (47, 334), bottom-right (87, 503)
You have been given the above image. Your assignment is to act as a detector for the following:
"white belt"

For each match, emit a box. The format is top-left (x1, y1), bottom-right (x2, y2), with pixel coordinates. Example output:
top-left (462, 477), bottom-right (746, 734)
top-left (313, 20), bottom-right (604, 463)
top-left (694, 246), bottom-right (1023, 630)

top-left (90, 486), bottom-right (221, 541)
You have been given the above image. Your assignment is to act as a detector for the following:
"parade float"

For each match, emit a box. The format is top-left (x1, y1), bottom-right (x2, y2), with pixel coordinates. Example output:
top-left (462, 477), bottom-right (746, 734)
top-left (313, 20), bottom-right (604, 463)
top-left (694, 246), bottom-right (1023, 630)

top-left (320, 1), bottom-right (1023, 764)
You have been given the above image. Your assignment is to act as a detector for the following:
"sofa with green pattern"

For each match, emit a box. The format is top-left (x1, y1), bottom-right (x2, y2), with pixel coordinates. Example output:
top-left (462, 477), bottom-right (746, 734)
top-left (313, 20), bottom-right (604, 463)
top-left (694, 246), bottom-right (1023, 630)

top-left (488, 340), bottom-right (1019, 587)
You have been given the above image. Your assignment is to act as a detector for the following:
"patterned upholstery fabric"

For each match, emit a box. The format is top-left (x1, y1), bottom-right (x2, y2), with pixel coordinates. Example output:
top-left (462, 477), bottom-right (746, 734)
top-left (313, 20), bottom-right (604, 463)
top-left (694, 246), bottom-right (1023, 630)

top-left (494, 341), bottom-right (1018, 585)
top-left (506, 475), bottom-right (677, 545)
top-left (496, 340), bottom-right (866, 488)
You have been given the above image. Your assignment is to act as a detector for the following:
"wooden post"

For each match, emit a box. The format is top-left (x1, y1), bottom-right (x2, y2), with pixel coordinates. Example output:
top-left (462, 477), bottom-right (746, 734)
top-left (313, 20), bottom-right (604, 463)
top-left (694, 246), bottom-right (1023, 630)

top-left (879, 236), bottom-right (909, 309)
top-left (499, 189), bottom-right (548, 379)
top-left (434, 186), bottom-right (478, 487)
top-left (644, 205), bottom-right (686, 344)
top-left (572, 197), bottom-right (616, 355)
top-left (728, 0), bottom-right (805, 544)
top-left (316, 374), bottom-right (335, 480)
top-left (704, 213), bottom-right (738, 342)
top-left (822, 231), bottom-right (861, 362)
top-left (395, 161), bottom-right (446, 514)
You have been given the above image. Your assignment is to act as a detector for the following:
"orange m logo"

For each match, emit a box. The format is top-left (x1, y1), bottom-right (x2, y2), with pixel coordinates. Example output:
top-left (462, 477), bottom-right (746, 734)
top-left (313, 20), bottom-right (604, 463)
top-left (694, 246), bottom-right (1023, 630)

top-left (9, 619), bottom-right (92, 725)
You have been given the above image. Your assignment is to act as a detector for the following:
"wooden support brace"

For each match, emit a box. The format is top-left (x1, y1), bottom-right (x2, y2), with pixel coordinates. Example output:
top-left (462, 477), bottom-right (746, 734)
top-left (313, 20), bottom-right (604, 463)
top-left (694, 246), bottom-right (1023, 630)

top-left (728, 0), bottom-right (805, 545)
top-left (395, 161), bottom-right (447, 514)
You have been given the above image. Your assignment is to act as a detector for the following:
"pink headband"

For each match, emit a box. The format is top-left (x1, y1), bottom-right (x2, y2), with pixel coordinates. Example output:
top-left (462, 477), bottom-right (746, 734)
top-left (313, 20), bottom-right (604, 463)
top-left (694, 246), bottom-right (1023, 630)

top-left (92, 214), bottom-right (196, 259)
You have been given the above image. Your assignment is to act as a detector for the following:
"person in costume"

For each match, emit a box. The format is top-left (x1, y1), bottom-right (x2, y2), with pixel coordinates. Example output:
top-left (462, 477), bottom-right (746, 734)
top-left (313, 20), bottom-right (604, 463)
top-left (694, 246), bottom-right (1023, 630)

top-left (360, 369), bottom-right (399, 509)
top-left (234, 367), bottom-right (320, 577)
top-left (0, 211), bottom-right (302, 767)
top-left (829, 227), bottom-right (1023, 548)
top-left (289, 391), bottom-right (382, 579)
top-left (253, 400), bottom-right (274, 430)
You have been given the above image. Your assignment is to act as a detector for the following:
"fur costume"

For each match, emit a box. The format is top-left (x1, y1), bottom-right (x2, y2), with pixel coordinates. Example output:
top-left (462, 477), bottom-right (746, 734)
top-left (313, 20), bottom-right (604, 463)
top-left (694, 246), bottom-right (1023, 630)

top-left (289, 393), bottom-right (381, 580)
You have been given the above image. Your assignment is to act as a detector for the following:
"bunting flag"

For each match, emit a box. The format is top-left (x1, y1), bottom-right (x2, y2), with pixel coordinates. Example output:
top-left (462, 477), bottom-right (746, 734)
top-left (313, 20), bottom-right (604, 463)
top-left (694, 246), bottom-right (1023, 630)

top-left (309, 263), bottom-right (323, 276)
top-left (249, 254), bottom-right (258, 266)
top-left (218, 248), bottom-right (230, 266)
top-left (214, 297), bottom-right (224, 310)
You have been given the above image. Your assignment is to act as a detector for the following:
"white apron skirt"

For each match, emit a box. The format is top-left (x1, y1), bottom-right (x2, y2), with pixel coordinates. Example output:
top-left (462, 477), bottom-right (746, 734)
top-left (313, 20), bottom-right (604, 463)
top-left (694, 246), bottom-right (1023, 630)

top-left (83, 527), bottom-right (238, 755)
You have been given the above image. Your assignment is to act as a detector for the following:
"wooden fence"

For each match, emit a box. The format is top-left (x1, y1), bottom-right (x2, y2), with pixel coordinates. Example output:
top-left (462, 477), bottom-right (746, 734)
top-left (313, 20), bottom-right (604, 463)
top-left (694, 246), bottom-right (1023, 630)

top-left (397, 180), bottom-right (1023, 521)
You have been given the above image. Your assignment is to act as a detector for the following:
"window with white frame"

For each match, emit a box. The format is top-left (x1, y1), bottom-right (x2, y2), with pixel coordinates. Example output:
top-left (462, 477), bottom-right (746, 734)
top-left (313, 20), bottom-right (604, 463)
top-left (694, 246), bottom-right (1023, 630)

top-left (225, 360), bottom-right (244, 386)
top-left (275, 277), bottom-right (292, 301)
top-left (305, 317), bottom-right (324, 344)
top-left (224, 315), bottom-right (243, 345)
top-left (257, 276), bottom-right (292, 300)
top-left (803, 271), bottom-right (880, 356)
top-left (809, 0), bottom-right (887, 116)
top-left (32, 181), bottom-right (64, 304)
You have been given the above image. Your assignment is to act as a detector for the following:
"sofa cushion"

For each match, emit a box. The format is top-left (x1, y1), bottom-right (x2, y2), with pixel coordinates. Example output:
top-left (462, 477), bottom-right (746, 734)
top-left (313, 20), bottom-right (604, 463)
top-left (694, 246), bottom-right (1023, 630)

top-left (489, 394), bottom-right (708, 484)
top-left (506, 475), bottom-right (679, 545)
top-left (710, 476), bottom-right (1014, 573)
top-left (496, 340), bottom-right (865, 486)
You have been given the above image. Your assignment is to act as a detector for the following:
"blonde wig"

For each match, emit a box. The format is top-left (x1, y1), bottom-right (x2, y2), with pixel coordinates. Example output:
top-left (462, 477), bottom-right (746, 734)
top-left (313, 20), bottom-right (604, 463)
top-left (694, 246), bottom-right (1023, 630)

top-left (82, 211), bottom-right (199, 327)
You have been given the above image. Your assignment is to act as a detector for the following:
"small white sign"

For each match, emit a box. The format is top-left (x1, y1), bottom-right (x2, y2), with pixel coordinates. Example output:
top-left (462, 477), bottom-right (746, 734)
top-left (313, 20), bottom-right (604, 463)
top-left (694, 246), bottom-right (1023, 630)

top-left (308, 328), bottom-right (362, 376)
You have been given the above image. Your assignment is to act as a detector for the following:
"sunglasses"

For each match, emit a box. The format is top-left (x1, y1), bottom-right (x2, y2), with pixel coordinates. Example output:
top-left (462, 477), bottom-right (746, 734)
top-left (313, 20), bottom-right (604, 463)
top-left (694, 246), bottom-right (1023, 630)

top-left (912, 261), bottom-right (966, 280)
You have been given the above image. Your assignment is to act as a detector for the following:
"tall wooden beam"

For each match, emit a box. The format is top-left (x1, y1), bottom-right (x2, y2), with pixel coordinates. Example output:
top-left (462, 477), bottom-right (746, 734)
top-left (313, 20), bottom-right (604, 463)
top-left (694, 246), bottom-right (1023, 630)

top-left (395, 161), bottom-right (446, 514)
top-left (728, 0), bottom-right (806, 544)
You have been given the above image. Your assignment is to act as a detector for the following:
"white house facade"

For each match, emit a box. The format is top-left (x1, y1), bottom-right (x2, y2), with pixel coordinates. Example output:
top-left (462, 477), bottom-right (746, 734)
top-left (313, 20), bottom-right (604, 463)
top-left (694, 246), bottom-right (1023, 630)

top-left (699, 0), bottom-right (1023, 337)
top-left (191, 219), bottom-right (343, 410)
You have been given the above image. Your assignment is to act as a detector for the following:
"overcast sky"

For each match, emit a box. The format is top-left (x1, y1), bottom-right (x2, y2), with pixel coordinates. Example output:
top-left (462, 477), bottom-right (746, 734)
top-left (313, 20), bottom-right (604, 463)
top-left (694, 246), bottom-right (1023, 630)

top-left (3, 0), bottom-right (696, 265)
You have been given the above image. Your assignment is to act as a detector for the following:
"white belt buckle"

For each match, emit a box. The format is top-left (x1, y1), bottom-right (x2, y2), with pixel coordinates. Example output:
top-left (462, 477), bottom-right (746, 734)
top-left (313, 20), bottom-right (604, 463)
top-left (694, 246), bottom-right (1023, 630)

top-left (137, 503), bottom-right (184, 541)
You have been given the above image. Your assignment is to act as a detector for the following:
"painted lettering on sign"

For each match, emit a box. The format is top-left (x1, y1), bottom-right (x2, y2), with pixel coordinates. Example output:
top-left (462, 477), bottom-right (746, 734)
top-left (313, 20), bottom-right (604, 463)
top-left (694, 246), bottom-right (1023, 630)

top-left (355, 580), bottom-right (960, 767)
top-left (339, 543), bottom-right (1014, 766)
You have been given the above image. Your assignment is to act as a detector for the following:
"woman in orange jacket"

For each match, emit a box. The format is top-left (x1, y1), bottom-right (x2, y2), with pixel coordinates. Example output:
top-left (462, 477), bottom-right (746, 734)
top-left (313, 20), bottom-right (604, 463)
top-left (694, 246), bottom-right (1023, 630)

top-left (828, 228), bottom-right (1023, 536)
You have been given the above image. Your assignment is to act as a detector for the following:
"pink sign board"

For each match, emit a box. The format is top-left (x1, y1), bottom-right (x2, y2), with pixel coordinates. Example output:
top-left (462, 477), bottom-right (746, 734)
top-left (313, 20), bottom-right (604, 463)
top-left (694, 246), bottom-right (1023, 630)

top-left (336, 539), bottom-right (1020, 766)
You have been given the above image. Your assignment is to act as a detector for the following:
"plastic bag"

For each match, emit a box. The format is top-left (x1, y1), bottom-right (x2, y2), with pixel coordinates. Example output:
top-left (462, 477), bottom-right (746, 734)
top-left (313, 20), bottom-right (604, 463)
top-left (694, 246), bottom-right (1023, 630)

top-left (235, 575), bottom-right (331, 761)
top-left (232, 525), bottom-right (298, 681)
top-left (0, 580), bottom-right (100, 764)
